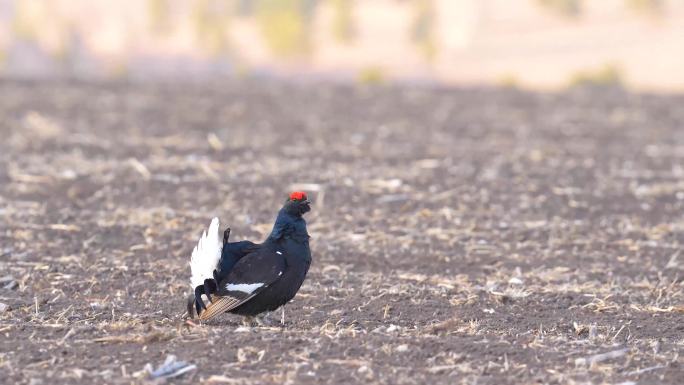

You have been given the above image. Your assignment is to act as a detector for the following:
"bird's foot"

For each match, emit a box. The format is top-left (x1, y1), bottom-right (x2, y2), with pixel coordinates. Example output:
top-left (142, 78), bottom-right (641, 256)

top-left (241, 314), bottom-right (276, 327)
top-left (242, 316), bottom-right (255, 327)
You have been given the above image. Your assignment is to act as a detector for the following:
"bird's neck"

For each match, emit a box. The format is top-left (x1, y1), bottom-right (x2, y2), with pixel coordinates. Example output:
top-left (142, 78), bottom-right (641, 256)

top-left (267, 209), bottom-right (308, 242)
top-left (276, 209), bottom-right (299, 223)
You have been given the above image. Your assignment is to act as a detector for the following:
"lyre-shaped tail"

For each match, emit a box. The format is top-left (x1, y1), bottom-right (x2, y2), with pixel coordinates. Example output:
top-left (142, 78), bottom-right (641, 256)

top-left (189, 217), bottom-right (222, 289)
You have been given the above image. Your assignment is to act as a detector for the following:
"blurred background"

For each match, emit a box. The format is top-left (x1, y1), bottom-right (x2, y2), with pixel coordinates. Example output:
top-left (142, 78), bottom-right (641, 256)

top-left (1, 0), bottom-right (684, 90)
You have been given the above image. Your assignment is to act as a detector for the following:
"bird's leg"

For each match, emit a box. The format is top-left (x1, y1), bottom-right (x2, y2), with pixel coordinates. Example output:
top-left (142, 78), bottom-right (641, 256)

top-left (281, 306), bottom-right (285, 326)
top-left (242, 314), bottom-right (273, 327)
top-left (259, 312), bottom-right (276, 327)
top-left (256, 315), bottom-right (266, 327)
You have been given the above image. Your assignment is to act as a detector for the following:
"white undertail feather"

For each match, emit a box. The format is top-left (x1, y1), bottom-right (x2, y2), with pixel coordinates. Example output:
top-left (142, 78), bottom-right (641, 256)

top-left (190, 217), bottom-right (222, 289)
top-left (225, 282), bottom-right (264, 294)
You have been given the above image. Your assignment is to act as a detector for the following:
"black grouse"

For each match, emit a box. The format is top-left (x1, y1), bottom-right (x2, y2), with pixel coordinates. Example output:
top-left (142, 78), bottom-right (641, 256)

top-left (187, 191), bottom-right (312, 322)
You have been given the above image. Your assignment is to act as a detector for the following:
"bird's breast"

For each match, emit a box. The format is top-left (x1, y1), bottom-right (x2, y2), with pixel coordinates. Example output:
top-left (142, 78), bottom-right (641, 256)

top-left (278, 238), bottom-right (312, 264)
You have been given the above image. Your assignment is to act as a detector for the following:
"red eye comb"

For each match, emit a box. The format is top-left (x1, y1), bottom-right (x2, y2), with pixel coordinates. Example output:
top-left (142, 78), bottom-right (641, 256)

top-left (289, 191), bottom-right (307, 201)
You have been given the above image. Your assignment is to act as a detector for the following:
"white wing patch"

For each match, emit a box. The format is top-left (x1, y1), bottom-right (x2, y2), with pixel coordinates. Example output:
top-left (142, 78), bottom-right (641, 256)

top-left (225, 282), bottom-right (264, 294)
top-left (189, 217), bottom-right (223, 289)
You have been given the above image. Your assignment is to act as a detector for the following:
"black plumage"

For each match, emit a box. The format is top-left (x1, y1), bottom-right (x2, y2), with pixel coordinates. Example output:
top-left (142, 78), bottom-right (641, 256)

top-left (188, 191), bottom-right (312, 321)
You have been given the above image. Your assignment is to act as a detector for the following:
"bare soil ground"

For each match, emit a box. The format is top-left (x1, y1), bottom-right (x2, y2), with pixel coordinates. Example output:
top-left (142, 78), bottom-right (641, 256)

top-left (0, 79), bottom-right (683, 384)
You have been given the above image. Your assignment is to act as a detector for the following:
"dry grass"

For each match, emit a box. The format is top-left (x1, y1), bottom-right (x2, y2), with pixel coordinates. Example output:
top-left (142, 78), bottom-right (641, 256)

top-left (0, 80), bottom-right (683, 384)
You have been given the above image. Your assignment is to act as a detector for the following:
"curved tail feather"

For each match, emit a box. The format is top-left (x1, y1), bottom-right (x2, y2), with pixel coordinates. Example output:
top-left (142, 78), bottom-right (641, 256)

top-left (190, 217), bottom-right (222, 289)
top-left (199, 293), bottom-right (258, 320)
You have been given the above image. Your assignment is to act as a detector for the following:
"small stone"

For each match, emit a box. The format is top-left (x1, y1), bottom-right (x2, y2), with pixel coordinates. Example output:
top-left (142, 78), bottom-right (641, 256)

top-left (0, 303), bottom-right (8, 312)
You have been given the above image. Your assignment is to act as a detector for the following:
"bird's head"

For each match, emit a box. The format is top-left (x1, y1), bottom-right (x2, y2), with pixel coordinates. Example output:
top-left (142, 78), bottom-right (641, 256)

top-left (284, 191), bottom-right (311, 216)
